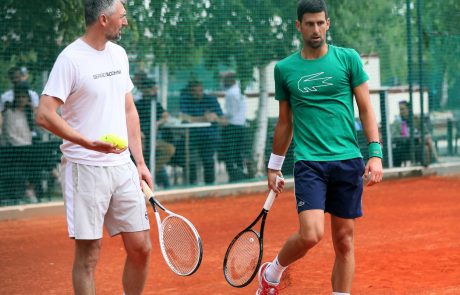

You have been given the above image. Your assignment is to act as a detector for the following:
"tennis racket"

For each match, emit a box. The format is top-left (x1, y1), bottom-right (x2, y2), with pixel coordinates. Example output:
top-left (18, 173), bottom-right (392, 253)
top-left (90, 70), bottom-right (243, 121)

top-left (223, 176), bottom-right (283, 287)
top-left (141, 180), bottom-right (203, 276)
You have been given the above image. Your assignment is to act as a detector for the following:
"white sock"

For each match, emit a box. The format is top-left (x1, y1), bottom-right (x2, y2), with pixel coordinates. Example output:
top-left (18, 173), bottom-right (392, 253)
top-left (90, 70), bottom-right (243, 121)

top-left (265, 256), bottom-right (287, 283)
top-left (332, 292), bottom-right (350, 295)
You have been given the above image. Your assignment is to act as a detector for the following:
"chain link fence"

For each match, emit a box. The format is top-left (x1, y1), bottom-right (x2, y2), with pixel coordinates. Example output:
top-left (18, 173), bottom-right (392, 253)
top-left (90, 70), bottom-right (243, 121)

top-left (0, 0), bottom-right (459, 206)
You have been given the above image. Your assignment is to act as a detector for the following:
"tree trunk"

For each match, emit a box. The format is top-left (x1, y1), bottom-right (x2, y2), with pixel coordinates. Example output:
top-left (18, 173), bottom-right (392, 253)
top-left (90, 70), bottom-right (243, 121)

top-left (440, 71), bottom-right (448, 108)
top-left (250, 64), bottom-right (269, 178)
top-left (160, 63), bottom-right (169, 108)
top-left (150, 63), bottom-right (168, 175)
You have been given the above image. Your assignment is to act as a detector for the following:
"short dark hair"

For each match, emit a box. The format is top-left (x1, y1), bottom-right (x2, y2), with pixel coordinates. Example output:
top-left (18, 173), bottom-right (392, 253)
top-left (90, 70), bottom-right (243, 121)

top-left (399, 100), bottom-right (409, 107)
top-left (188, 79), bottom-right (203, 89)
top-left (297, 0), bottom-right (328, 21)
top-left (84, 0), bottom-right (121, 26)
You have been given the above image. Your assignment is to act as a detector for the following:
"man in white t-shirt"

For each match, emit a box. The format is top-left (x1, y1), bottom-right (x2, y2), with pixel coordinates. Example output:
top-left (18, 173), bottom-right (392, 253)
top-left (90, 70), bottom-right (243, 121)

top-left (36, 1), bottom-right (152, 294)
top-left (221, 72), bottom-right (248, 182)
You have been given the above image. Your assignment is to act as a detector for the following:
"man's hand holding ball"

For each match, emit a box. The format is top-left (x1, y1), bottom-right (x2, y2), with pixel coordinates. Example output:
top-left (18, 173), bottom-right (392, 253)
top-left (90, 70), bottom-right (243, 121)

top-left (96, 133), bottom-right (128, 153)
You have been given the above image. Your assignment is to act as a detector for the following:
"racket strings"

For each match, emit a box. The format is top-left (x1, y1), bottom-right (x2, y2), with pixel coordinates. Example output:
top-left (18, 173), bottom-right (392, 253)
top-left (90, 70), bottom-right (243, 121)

top-left (224, 230), bottom-right (261, 286)
top-left (161, 215), bottom-right (201, 275)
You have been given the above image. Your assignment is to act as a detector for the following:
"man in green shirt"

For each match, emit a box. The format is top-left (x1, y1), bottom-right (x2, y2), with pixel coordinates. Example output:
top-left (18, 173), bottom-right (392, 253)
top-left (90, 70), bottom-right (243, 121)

top-left (257, 1), bottom-right (383, 294)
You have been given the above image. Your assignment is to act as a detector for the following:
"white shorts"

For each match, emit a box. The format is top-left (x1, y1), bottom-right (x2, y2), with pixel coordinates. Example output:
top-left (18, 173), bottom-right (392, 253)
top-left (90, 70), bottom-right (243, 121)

top-left (61, 158), bottom-right (150, 240)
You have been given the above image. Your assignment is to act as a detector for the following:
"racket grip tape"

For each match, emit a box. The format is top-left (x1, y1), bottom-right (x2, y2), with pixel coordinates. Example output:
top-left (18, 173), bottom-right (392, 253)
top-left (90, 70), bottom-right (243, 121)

top-left (263, 190), bottom-right (277, 211)
top-left (141, 180), bottom-right (154, 199)
top-left (263, 176), bottom-right (284, 211)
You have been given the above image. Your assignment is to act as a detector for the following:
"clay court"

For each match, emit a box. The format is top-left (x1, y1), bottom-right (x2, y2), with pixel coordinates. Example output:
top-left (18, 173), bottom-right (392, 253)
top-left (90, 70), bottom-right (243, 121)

top-left (1, 175), bottom-right (460, 294)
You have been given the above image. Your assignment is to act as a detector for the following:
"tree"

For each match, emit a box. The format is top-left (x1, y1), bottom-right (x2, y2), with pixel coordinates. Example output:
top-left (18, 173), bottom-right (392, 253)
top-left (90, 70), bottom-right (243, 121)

top-left (327, 0), bottom-right (407, 86)
top-left (421, 0), bottom-right (460, 109)
top-left (203, 0), bottom-right (298, 176)
top-left (126, 0), bottom-right (209, 104)
top-left (0, 0), bottom-right (84, 89)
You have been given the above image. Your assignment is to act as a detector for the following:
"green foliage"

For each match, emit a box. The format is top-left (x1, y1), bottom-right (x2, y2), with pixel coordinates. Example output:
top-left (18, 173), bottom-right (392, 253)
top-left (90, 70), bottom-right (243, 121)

top-left (422, 0), bottom-right (460, 109)
top-left (0, 0), bottom-right (84, 89)
top-left (127, 0), bottom-right (298, 86)
top-left (203, 0), bottom-right (297, 88)
top-left (126, 0), bottom-right (209, 72)
top-left (327, 0), bottom-right (407, 86)
top-left (0, 0), bottom-right (458, 105)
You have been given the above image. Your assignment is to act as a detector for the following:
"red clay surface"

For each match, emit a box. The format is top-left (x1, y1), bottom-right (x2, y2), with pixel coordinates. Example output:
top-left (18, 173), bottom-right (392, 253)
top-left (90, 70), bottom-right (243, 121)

top-left (1, 175), bottom-right (460, 294)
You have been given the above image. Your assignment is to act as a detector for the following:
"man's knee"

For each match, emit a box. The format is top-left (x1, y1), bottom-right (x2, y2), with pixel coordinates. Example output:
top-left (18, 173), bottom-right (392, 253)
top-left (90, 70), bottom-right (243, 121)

top-left (124, 233), bottom-right (152, 262)
top-left (129, 242), bottom-right (151, 260)
top-left (297, 210), bottom-right (325, 251)
top-left (333, 232), bottom-right (354, 257)
top-left (298, 228), bottom-right (324, 249)
top-left (74, 240), bottom-right (102, 272)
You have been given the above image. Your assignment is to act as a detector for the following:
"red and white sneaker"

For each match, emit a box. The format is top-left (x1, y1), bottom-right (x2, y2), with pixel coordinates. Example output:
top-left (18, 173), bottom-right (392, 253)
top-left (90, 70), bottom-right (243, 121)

top-left (256, 262), bottom-right (280, 295)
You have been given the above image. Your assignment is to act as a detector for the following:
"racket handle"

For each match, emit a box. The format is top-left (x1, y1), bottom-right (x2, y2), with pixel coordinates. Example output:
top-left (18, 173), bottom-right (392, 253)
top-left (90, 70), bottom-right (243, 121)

top-left (263, 190), bottom-right (277, 211)
top-left (141, 180), bottom-right (154, 199)
top-left (263, 176), bottom-right (284, 211)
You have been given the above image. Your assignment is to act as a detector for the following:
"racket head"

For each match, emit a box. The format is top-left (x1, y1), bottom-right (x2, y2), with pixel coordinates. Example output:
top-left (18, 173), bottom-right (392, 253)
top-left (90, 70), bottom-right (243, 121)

top-left (223, 228), bottom-right (263, 287)
top-left (158, 214), bottom-right (203, 276)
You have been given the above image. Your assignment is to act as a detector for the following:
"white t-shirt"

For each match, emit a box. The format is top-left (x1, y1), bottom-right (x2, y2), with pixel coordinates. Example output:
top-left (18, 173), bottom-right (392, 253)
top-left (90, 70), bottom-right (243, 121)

top-left (42, 38), bottom-right (134, 166)
top-left (224, 83), bottom-right (247, 126)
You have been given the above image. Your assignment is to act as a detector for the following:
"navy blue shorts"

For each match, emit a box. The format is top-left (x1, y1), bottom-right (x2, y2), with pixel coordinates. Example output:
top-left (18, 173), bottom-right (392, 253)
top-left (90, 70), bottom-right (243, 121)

top-left (294, 158), bottom-right (365, 219)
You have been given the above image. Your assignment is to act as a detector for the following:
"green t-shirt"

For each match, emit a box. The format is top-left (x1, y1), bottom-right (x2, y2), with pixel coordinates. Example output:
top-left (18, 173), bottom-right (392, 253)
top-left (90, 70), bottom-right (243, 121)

top-left (274, 44), bottom-right (368, 162)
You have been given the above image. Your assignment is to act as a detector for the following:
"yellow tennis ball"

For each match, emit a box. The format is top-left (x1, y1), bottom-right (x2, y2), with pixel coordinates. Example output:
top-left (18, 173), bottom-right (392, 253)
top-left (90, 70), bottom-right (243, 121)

top-left (99, 133), bottom-right (127, 149)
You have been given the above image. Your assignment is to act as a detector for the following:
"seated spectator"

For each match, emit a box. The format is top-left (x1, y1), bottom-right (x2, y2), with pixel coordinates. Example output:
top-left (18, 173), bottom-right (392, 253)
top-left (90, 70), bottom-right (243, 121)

top-left (391, 100), bottom-right (439, 166)
top-left (220, 72), bottom-right (248, 182)
top-left (1, 66), bottom-right (39, 112)
top-left (1, 82), bottom-right (34, 146)
top-left (0, 82), bottom-right (37, 202)
top-left (135, 76), bottom-right (176, 188)
top-left (180, 79), bottom-right (227, 184)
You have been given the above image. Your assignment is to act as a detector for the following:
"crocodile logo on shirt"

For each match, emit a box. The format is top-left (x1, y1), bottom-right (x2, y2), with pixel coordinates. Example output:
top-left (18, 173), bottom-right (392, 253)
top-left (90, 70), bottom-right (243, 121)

top-left (298, 72), bottom-right (333, 93)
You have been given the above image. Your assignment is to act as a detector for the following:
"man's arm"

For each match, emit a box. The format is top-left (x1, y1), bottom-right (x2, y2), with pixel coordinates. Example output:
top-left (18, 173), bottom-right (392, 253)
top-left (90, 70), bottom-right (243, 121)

top-left (125, 92), bottom-right (153, 188)
top-left (35, 95), bottom-right (118, 153)
top-left (354, 82), bottom-right (383, 186)
top-left (268, 99), bottom-right (293, 192)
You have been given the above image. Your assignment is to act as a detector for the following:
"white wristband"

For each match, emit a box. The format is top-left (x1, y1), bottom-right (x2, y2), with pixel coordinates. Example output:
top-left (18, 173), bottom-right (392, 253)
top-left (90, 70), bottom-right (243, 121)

top-left (268, 153), bottom-right (285, 170)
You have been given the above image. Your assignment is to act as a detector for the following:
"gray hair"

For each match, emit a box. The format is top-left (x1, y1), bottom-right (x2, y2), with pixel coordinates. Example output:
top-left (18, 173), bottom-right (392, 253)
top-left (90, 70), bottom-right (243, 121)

top-left (84, 0), bottom-right (124, 26)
